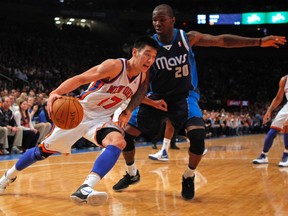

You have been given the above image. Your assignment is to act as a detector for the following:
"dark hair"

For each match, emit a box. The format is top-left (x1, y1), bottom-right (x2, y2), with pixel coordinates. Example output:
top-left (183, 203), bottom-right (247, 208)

top-left (133, 35), bottom-right (159, 51)
top-left (153, 4), bottom-right (174, 18)
top-left (19, 100), bottom-right (31, 123)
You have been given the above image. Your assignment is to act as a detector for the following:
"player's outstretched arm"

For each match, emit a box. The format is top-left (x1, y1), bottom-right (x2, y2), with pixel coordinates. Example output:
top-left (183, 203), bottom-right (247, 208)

top-left (187, 30), bottom-right (286, 48)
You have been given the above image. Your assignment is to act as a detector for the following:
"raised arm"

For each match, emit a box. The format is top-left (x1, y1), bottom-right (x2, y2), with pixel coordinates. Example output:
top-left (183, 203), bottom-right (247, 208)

top-left (187, 30), bottom-right (286, 48)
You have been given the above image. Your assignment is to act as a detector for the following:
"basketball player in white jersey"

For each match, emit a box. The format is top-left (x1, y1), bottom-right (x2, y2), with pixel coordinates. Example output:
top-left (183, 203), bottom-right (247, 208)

top-left (0, 36), bottom-right (159, 207)
top-left (253, 75), bottom-right (288, 167)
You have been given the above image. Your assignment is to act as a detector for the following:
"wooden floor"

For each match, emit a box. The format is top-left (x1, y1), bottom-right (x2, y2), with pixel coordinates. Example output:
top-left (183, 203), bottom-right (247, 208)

top-left (1, 134), bottom-right (288, 216)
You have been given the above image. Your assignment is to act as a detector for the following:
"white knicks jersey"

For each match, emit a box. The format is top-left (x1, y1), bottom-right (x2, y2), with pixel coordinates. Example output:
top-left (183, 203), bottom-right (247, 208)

top-left (285, 75), bottom-right (288, 101)
top-left (78, 58), bottom-right (142, 119)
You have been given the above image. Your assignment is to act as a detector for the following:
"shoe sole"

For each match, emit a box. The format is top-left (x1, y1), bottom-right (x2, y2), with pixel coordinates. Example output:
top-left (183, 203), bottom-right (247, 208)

top-left (252, 161), bottom-right (268, 164)
top-left (202, 149), bottom-right (208, 156)
top-left (70, 192), bottom-right (108, 206)
top-left (181, 194), bottom-right (194, 200)
top-left (70, 196), bottom-right (87, 205)
top-left (148, 155), bottom-right (168, 162)
top-left (278, 164), bottom-right (288, 167)
top-left (87, 191), bottom-right (108, 206)
top-left (113, 179), bottom-right (140, 192)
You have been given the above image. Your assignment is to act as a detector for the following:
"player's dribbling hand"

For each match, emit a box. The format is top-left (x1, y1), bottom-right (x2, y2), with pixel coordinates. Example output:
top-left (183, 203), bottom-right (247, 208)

top-left (47, 93), bottom-right (62, 119)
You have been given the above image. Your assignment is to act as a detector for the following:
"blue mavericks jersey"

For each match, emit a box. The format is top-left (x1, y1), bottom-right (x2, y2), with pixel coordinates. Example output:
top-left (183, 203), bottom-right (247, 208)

top-left (150, 28), bottom-right (198, 99)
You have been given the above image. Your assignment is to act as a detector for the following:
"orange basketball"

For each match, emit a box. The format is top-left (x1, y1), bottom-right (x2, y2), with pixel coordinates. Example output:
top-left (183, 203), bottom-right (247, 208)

top-left (51, 96), bottom-right (84, 130)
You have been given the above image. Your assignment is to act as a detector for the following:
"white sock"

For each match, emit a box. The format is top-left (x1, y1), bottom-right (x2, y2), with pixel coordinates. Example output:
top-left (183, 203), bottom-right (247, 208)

top-left (262, 152), bottom-right (269, 156)
top-left (161, 138), bottom-right (171, 152)
top-left (6, 165), bottom-right (19, 179)
top-left (83, 173), bottom-right (101, 188)
top-left (126, 163), bottom-right (137, 176)
top-left (183, 166), bottom-right (195, 179)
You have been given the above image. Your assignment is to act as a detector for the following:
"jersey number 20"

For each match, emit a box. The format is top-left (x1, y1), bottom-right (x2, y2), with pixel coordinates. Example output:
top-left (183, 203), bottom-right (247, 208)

top-left (175, 64), bottom-right (189, 78)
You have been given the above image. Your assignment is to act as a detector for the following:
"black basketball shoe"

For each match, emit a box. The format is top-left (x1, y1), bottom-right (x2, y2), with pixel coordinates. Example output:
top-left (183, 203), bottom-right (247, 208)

top-left (113, 170), bottom-right (140, 191)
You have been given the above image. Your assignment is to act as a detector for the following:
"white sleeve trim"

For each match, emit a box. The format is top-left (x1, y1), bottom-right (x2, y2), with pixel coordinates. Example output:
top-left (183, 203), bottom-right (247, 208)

top-left (180, 29), bottom-right (189, 51)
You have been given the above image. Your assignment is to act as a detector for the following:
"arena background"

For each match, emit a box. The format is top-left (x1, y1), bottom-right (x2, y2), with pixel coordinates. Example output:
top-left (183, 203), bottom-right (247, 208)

top-left (1, 0), bottom-right (287, 110)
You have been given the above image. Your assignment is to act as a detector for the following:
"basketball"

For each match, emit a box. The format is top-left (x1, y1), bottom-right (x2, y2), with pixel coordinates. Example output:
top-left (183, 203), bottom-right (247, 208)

top-left (51, 96), bottom-right (84, 130)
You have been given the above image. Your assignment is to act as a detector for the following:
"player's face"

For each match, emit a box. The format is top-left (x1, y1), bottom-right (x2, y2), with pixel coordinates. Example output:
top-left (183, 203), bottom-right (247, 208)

top-left (152, 9), bottom-right (174, 36)
top-left (135, 46), bottom-right (157, 72)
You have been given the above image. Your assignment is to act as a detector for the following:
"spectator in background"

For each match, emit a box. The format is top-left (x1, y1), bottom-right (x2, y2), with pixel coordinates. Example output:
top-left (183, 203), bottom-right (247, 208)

top-left (16, 92), bottom-right (28, 106)
top-left (38, 101), bottom-right (52, 125)
top-left (9, 91), bottom-right (19, 115)
top-left (27, 95), bottom-right (51, 143)
top-left (14, 100), bottom-right (40, 151)
top-left (0, 96), bottom-right (23, 154)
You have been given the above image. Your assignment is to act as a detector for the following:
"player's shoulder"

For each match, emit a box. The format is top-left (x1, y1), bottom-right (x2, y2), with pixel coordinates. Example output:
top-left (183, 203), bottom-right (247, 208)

top-left (279, 75), bottom-right (288, 86)
top-left (186, 30), bottom-right (202, 38)
top-left (102, 58), bottom-right (123, 66)
top-left (101, 58), bottom-right (124, 71)
top-left (185, 30), bottom-right (205, 45)
top-left (281, 75), bottom-right (288, 81)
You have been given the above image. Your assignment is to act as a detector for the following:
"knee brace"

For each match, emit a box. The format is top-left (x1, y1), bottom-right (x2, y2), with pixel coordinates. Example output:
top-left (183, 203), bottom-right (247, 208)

top-left (123, 132), bottom-right (136, 152)
top-left (187, 129), bottom-right (206, 155)
top-left (35, 144), bottom-right (54, 160)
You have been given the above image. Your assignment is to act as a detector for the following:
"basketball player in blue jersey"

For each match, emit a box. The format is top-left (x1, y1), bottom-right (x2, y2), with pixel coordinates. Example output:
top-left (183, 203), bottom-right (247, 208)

top-left (253, 75), bottom-right (288, 167)
top-left (0, 36), bottom-right (159, 206)
top-left (113, 4), bottom-right (287, 199)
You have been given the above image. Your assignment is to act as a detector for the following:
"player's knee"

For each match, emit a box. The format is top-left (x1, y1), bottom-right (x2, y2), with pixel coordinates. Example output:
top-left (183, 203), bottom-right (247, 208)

top-left (101, 131), bottom-right (126, 150)
top-left (34, 144), bottom-right (54, 160)
top-left (111, 138), bottom-right (126, 150)
top-left (123, 132), bottom-right (136, 152)
top-left (187, 129), bottom-right (205, 155)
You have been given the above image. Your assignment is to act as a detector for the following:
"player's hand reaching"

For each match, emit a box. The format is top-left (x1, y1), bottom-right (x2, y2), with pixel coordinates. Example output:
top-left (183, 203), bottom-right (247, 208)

top-left (261, 36), bottom-right (286, 48)
top-left (118, 109), bottom-right (132, 128)
top-left (151, 99), bottom-right (168, 111)
top-left (47, 92), bottom-right (62, 119)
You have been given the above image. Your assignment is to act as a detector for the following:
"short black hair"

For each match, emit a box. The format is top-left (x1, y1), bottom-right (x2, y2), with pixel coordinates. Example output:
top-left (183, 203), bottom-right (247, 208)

top-left (133, 35), bottom-right (159, 51)
top-left (153, 4), bottom-right (174, 18)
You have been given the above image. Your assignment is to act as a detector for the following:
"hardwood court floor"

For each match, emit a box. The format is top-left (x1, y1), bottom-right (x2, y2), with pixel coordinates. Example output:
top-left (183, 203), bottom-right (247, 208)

top-left (0, 134), bottom-right (288, 216)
